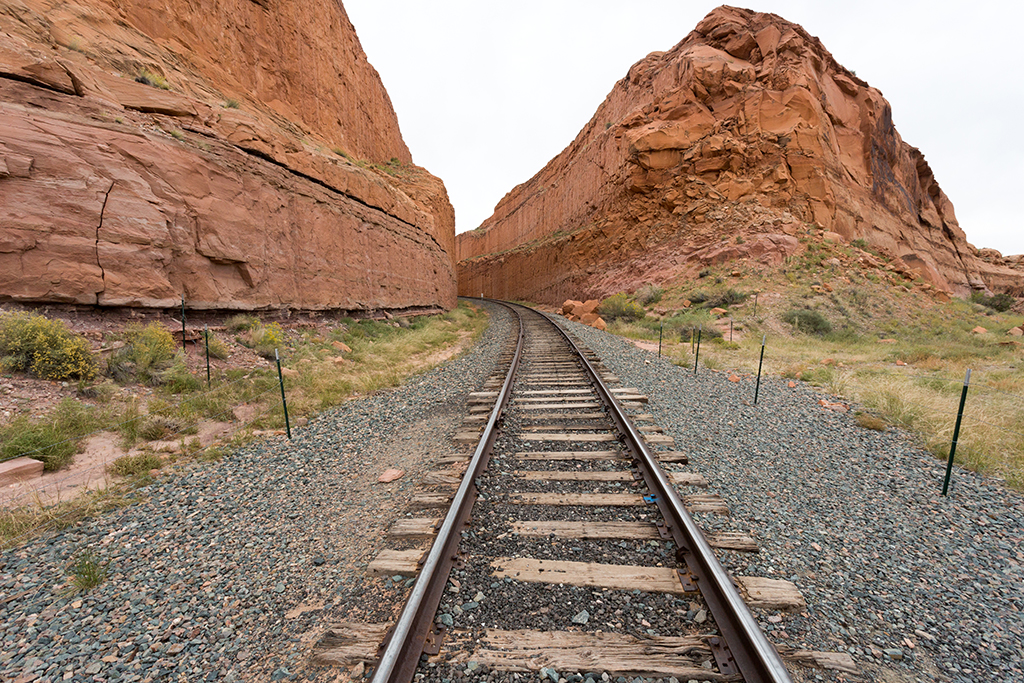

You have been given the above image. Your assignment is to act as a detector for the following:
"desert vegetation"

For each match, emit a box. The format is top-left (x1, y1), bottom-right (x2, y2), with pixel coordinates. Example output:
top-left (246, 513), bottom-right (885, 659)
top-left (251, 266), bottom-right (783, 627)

top-left (0, 302), bottom-right (488, 545)
top-left (591, 233), bottom-right (1024, 489)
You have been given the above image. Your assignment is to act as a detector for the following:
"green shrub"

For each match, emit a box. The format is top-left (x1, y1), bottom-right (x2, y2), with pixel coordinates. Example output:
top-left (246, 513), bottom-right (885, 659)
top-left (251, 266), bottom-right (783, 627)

top-left (0, 398), bottom-right (98, 470)
top-left (135, 68), bottom-right (169, 90)
top-left (225, 314), bottom-right (259, 332)
top-left (223, 99), bottom-right (240, 109)
top-left (109, 453), bottom-right (162, 477)
top-left (0, 312), bottom-right (97, 381)
top-left (599, 293), bottom-right (646, 321)
top-left (240, 322), bottom-right (285, 358)
top-left (635, 285), bottom-right (663, 306)
top-left (157, 356), bottom-right (201, 393)
top-left (690, 289), bottom-right (748, 310)
top-left (710, 338), bottom-right (740, 350)
top-left (121, 323), bottom-right (176, 383)
top-left (67, 550), bottom-right (108, 593)
top-left (970, 291), bottom-right (1015, 312)
top-left (139, 415), bottom-right (178, 442)
top-left (202, 330), bottom-right (230, 359)
top-left (783, 309), bottom-right (833, 335)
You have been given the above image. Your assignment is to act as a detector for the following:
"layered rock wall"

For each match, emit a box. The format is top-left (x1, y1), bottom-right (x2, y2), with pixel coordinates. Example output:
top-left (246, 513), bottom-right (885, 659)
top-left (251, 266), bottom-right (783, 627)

top-left (1, 0), bottom-right (456, 311)
top-left (458, 6), bottom-right (1008, 302)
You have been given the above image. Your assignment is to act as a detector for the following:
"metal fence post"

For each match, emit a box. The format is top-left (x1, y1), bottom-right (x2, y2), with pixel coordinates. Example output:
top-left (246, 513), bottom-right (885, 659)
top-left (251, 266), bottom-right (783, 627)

top-left (205, 324), bottom-right (211, 387)
top-left (180, 295), bottom-right (187, 353)
top-left (275, 348), bottom-right (292, 439)
top-left (941, 368), bottom-right (971, 495)
top-left (754, 334), bottom-right (766, 405)
top-left (694, 325), bottom-right (702, 374)
top-left (658, 323), bottom-right (663, 358)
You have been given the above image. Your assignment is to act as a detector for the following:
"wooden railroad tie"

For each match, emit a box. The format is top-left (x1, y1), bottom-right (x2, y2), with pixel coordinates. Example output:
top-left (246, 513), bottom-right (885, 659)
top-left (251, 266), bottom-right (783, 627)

top-left (312, 623), bottom-right (857, 676)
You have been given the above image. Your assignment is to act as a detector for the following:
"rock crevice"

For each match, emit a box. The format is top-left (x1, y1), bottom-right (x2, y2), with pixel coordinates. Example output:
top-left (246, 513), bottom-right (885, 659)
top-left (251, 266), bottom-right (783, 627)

top-left (94, 179), bottom-right (114, 301)
top-left (0, 0), bottom-right (456, 312)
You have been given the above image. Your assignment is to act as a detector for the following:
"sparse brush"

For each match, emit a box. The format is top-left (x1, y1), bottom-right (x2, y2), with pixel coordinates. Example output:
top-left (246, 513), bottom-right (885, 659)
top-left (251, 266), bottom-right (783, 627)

top-left (0, 312), bottom-right (97, 381)
top-left (783, 309), bottom-right (832, 335)
top-left (117, 323), bottom-right (176, 384)
top-left (225, 314), bottom-right (259, 332)
top-left (855, 413), bottom-right (887, 431)
top-left (67, 550), bottom-right (108, 593)
top-left (109, 452), bottom-right (162, 477)
top-left (135, 68), bottom-right (169, 90)
top-left (239, 322), bottom-right (285, 359)
top-left (635, 285), bottom-right (664, 306)
top-left (157, 356), bottom-right (201, 394)
top-left (202, 330), bottom-right (230, 359)
top-left (0, 398), bottom-right (100, 471)
top-left (223, 99), bottom-right (240, 109)
top-left (599, 293), bottom-right (646, 321)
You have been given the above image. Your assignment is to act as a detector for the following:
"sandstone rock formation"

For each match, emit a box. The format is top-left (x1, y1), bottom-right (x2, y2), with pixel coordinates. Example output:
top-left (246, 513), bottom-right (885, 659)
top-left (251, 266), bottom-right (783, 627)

top-left (1, 0), bottom-right (455, 312)
top-left (457, 6), bottom-right (1018, 303)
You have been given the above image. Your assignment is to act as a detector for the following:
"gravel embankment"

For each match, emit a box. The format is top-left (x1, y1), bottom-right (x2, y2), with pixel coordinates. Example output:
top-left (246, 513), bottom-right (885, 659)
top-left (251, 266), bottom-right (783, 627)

top-left (560, 317), bottom-right (1024, 683)
top-left (0, 303), bottom-right (514, 683)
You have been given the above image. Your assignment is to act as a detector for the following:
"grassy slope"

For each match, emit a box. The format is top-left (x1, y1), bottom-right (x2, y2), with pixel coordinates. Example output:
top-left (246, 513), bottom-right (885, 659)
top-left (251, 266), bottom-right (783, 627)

top-left (595, 234), bottom-right (1024, 489)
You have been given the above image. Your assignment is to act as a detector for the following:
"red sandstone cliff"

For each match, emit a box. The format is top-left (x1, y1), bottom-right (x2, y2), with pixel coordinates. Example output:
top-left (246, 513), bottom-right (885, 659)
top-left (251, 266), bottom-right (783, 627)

top-left (1, 0), bottom-right (455, 311)
top-left (457, 6), bottom-right (1012, 303)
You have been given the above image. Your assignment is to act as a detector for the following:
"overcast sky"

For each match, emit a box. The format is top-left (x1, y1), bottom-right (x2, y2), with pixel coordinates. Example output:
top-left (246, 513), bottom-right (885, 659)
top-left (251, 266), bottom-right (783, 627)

top-left (344, 1), bottom-right (1023, 256)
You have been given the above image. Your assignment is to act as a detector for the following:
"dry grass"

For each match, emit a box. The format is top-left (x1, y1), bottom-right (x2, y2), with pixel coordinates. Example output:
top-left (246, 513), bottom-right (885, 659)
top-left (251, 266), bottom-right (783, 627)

top-left (0, 302), bottom-right (490, 547)
top-left (592, 234), bottom-right (1024, 489)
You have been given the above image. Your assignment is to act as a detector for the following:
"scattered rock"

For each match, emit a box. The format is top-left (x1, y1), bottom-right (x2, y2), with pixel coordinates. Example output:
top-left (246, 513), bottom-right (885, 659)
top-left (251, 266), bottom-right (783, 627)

top-left (972, 326), bottom-right (988, 334)
top-left (377, 468), bottom-right (404, 483)
top-left (571, 609), bottom-right (590, 625)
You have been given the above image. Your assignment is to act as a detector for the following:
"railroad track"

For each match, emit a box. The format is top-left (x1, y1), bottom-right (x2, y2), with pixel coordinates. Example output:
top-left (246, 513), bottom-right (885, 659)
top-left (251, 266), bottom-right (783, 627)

top-left (314, 302), bottom-right (856, 681)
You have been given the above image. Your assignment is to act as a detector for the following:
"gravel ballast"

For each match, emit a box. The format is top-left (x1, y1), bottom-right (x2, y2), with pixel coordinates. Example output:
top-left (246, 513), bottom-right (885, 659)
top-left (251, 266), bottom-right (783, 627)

top-left (0, 303), bottom-right (514, 682)
top-left (560, 316), bottom-right (1024, 683)
top-left (3, 305), bottom-right (1021, 683)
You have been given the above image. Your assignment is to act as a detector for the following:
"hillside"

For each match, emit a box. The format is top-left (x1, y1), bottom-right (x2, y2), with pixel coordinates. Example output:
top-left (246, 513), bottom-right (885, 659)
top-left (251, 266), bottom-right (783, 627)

top-left (456, 5), bottom-right (1023, 303)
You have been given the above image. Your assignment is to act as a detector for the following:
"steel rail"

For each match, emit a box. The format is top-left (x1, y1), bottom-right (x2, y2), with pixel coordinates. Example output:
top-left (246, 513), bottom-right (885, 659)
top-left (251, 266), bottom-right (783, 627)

top-left (371, 302), bottom-right (525, 683)
top-left (541, 310), bottom-right (794, 683)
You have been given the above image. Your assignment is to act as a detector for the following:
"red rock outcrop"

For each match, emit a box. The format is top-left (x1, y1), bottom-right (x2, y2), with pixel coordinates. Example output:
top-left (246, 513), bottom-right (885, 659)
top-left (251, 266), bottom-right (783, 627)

top-left (458, 6), bottom-right (1016, 302)
top-left (1, 0), bottom-right (455, 311)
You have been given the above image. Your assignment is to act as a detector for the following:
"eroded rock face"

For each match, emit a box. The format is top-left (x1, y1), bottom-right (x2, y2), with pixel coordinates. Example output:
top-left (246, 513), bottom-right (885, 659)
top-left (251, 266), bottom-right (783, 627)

top-left (457, 6), bottom-right (1012, 302)
top-left (0, 0), bottom-right (455, 311)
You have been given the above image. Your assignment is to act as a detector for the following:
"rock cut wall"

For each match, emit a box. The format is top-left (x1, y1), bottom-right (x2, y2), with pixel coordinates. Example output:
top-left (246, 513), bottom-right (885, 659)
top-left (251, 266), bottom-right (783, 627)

top-left (457, 5), bottom-right (1002, 303)
top-left (1, 0), bottom-right (456, 311)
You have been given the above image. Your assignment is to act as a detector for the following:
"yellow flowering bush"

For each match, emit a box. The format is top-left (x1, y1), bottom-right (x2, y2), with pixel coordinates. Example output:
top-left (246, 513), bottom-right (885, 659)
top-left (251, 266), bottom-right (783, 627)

top-left (0, 312), bottom-right (97, 381)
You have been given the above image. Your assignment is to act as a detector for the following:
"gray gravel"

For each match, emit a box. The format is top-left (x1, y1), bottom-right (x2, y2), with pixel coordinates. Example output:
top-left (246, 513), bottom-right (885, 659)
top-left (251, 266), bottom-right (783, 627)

top-left (0, 303), bottom-right (514, 683)
top-left (560, 316), bottom-right (1024, 683)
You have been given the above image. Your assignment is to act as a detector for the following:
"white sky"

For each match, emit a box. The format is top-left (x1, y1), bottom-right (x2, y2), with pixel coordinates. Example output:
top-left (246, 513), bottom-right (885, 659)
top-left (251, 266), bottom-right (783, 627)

top-left (344, 1), bottom-right (1024, 255)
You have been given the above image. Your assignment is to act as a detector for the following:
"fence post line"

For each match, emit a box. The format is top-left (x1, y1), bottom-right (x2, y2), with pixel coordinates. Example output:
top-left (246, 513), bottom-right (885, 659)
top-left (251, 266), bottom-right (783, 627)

top-left (275, 348), bottom-right (292, 439)
top-left (205, 324), bottom-right (211, 387)
top-left (180, 296), bottom-right (187, 353)
top-left (941, 368), bottom-right (971, 496)
top-left (754, 334), bottom-right (766, 405)
top-left (753, 292), bottom-right (758, 318)
top-left (694, 325), bottom-right (702, 374)
top-left (658, 323), bottom-right (663, 358)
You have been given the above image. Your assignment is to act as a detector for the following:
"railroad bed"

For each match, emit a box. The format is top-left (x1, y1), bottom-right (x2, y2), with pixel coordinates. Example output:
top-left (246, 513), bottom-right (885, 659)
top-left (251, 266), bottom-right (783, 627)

top-left (313, 303), bottom-right (856, 682)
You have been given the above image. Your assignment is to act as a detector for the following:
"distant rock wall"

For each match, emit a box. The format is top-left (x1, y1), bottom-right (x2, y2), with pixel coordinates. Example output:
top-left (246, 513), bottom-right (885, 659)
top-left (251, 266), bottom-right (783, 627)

top-left (0, 0), bottom-right (455, 311)
top-left (458, 5), bottom-right (1013, 302)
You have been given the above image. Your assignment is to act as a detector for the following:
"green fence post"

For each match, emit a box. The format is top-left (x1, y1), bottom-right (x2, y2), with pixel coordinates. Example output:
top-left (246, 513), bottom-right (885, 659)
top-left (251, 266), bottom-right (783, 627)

top-left (275, 348), bottom-right (292, 439)
top-left (205, 324), bottom-right (211, 388)
top-left (694, 325), bottom-right (702, 374)
top-left (180, 296), bottom-right (187, 353)
top-left (754, 334), bottom-right (766, 405)
top-left (942, 368), bottom-right (971, 496)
